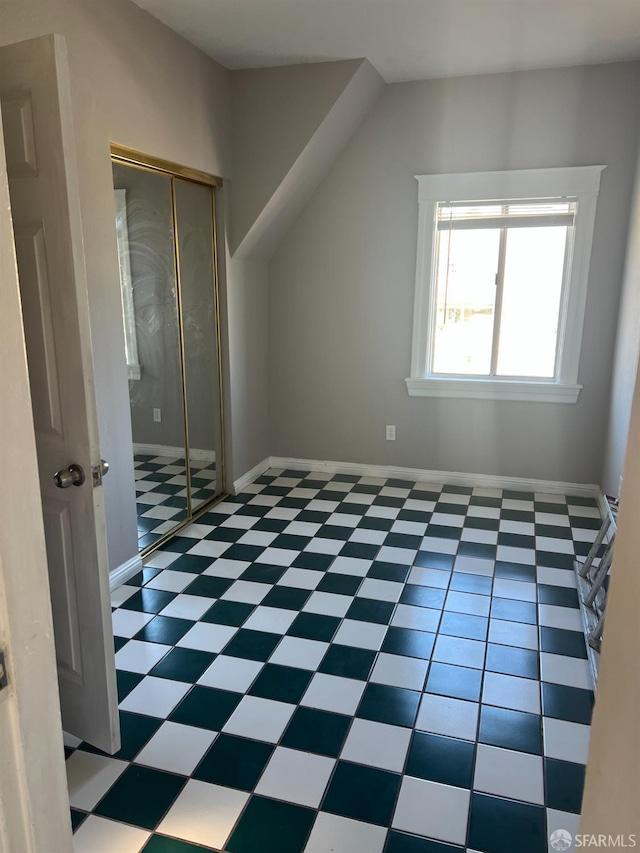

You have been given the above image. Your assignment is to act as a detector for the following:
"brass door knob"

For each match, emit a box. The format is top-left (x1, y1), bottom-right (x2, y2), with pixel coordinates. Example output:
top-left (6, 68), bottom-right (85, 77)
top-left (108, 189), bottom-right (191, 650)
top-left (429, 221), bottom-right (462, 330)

top-left (54, 464), bottom-right (86, 489)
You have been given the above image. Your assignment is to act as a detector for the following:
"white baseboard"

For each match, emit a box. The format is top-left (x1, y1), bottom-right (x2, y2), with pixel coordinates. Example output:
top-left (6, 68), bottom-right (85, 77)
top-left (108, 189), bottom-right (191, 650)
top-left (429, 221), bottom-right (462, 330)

top-left (133, 443), bottom-right (216, 464)
top-left (232, 457), bottom-right (272, 494)
top-left (109, 553), bottom-right (143, 592)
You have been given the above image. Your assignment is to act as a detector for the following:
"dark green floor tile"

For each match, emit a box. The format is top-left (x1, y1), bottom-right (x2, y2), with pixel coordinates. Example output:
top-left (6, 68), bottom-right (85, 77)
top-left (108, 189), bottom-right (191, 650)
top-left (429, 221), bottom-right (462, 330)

top-left (567, 495), bottom-right (598, 508)
top-left (536, 551), bottom-right (574, 569)
top-left (397, 509), bottom-right (430, 523)
top-left (239, 564), bottom-right (287, 584)
top-left (537, 584), bottom-right (580, 608)
top-left (271, 533), bottom-right (312, 551)
top-left (222, 544), bottom-right (265, 562)
top-left (253, 517), bottom-right (289, 533)
top-left (134, 616), bottom-right (194, 646)
top-left (80, 711), bottom-right (161, 761)
top-left (425, 524), bottom-right (461, 540)
top-left (385, 831), bottom-right (463, 852)
top-left (249, 664), bottom-right (312, 703)
top-left (448, 572), bottom-right (492, 595)
top-left (542, 683), bottom-right (594, 725)
top-left (465, 515), bottom-right (500, 530)
top-left (70, 809), bottom-right (88, 831)
top-left (169, 685), bottom-right (241, 730)
top-left (479, 705), bottom-right (542, 755)
top-left (295, 510), bottom-right (331, 525)
top-left (545, 757), bottom-right (586, 814)
top-left (138, 516), bottom-right (161, 533)
top-left (497, 532), bottom-right (535, 550)
top-left (503, 489), bottom-right (534, 501)
top-left (470, 495), bottom-right (502, 508)
top-left (357, 683), bottom-right (420, 727)
top-left (121, 589), bottom-right (176, 615)
top-left (426, 662), bottom-right (483, 702)
top-left (288, 612), bottom-right (340, 642)
top-left (206, 526), bottom-right (244, 542)
top-left (400, 585), bottom-right (446, 610)
top-left (457, 541), bottom-right (497, 560)
top-left (468, 793), bottom-right (546, 853)
top-left (322, 761), bottom-right (400, 826)
top-left (490, 597), bottom-right (537, 625)
top-left (485, 644), bottom-right (539, 679)
top-left (494, 561), bottom-right (536, 583)
top-left (114, 636), bottom-right (129, 653)
top-left (382, 627), bottom-right (435, 660)
top-left (201, 600), bottom-right (255, 626)
top-left (160, 537), bottom-right (198, 554)
top-left (540, 626), bottom-right (588, 659)
top-left (156, 554), bottom-right (212, 573)
top-left (536, 523), bottom-right (573, 540)
top-left (501, 509), bottom-right (534, 523)
top-left (292, 551), bottom-right (334, 571)
top-left (345, 598), bottom-right (395, 624)
top-left (358, 516), bottom-right (393, 531)
top-left (317, 572), bottom-right (363, 595)
top-left (194, 734), bottom-right (274, 790)
top-left (384, 532), bottom-right (423, 550)
top-left (182, 575), bottom-right (234, 598)
top-left (117, 670), bottom-right (144, 702)
top-left (406, 731), bottom-right (475, 788)
top-left (439, 611), bottom-right (488, 641)
top-left (319, 644), bottom-right (376, 680)
top-left (149, 648), bottom-right (216, 683)
top-left (94, 765), bottom-right (186, 830)
top-left (222, 628), bottom-right (281, 661)
top-left (138, 533), bottom-right (162, 549)
top-left (339, 542), bottom-right (380, 560)
top-left (128, 568), bottom-right (162, 586)
top-left (534, 501), bottom-right (568, 515)
top-left (281, 707), bottom-right (350, 756)
top-left (226, 795), bottom-right (315, 853)
top-left (368, 561), bottom-right (410, 582)
top-left (143, 835), bottom-right (212, 853)
top-left (261, 586), bottom-right (311, 610)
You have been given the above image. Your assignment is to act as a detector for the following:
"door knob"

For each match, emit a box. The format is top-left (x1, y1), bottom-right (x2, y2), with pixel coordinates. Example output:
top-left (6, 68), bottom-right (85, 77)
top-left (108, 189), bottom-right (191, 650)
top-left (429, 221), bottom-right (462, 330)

top-left (53, 463), bottom-right (86, 489)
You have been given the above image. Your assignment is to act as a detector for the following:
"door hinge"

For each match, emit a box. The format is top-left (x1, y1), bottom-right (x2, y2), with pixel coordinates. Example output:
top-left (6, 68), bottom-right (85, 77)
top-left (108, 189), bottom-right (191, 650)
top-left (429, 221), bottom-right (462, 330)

top-left (0, 651), bottom-right (8, 691)
top-left (92, 459), bottom-right (110, 487)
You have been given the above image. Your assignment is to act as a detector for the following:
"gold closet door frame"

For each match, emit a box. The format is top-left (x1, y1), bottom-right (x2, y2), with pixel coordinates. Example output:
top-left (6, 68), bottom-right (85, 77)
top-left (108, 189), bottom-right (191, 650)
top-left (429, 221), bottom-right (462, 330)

top-left (110, 145), bottom-right (226, 556)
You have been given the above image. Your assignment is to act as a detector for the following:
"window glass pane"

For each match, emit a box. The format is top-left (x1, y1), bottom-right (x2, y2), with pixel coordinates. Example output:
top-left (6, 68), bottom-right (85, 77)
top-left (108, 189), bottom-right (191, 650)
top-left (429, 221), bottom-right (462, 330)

top-left (496, 226), bottom-right (568, 378)
top-left (432, 228), bottom-right (500, 375)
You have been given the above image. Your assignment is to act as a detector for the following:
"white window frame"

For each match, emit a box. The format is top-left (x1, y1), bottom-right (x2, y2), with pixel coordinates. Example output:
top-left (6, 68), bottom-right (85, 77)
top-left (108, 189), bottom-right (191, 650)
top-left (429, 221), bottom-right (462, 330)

top-left (114, 189), bottom-right (141, 381)
top-left (406, 166), bottom-right (605, 403)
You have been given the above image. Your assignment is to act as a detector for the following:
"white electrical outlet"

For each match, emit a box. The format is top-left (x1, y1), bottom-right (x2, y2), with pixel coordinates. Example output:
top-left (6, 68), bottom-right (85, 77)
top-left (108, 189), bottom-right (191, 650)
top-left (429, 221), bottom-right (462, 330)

top-left (386, 425), bottom-right (396, 441)
top-left (153, 408), bottom-right (162, 423)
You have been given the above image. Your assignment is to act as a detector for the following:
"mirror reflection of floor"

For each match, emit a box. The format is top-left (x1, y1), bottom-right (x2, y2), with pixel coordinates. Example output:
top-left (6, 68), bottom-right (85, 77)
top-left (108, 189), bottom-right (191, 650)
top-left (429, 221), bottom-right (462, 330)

top-left (134, 453), bottom-right (218, 550)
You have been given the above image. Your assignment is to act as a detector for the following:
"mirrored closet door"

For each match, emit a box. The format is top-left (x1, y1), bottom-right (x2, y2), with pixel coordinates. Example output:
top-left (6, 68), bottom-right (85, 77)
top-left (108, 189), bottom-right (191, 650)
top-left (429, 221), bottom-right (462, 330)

top-left (111, 146), bottom-right (224, 554)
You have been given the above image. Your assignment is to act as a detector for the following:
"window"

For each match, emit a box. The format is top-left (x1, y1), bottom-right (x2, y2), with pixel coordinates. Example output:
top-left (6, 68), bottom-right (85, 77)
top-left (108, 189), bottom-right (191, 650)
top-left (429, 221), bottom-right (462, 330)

top-left (406, 166), bottom-right (604, 403)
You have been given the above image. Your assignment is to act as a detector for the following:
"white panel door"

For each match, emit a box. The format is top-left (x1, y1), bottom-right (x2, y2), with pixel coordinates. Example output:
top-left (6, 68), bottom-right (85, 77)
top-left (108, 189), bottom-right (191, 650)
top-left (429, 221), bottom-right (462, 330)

top-left (0, 34), bottom-right (120, 753)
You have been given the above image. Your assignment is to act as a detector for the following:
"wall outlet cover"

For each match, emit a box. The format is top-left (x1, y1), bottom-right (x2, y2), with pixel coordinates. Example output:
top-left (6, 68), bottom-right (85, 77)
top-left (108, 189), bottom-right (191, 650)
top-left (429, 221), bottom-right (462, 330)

top-left (386, 425), bottom-right (396, 441)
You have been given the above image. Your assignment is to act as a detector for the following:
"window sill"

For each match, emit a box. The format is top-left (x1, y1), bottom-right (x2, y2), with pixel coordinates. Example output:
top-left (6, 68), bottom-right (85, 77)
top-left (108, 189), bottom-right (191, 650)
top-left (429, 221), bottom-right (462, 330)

top-left (405, 377), bottom-right (582, 403)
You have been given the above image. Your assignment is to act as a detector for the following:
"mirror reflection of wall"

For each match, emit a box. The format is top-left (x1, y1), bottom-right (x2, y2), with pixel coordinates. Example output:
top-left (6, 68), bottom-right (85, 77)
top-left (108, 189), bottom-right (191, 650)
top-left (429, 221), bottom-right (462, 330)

top-left (112, 155), bottom-right (224, 553)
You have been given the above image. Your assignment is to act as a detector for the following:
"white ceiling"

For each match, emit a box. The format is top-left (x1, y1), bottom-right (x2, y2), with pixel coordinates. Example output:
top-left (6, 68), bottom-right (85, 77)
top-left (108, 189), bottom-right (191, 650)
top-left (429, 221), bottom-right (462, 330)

top-left (132, 0), bottom-right (640, 83)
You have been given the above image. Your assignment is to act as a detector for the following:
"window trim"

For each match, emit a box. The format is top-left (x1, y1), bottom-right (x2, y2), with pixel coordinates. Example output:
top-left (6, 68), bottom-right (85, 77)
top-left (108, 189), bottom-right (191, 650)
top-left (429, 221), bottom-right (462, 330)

top-left (406, 166), bottom-right (605, 403)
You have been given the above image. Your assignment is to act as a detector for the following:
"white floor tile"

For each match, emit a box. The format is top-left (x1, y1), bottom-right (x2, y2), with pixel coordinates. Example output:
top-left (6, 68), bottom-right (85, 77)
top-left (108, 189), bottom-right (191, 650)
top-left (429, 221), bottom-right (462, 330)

top-left (255, 747), bottom-right (335, 807)
top-left (188, 540), bottom-right (233, 559)
top-left (377, 546), bottom-right (417, 565)
top-left (340, 718), bottom-right (412, 772)
top-left (237, 530), bottom-right (278, 547)
top-left (466, 506), bottom-right (500, 520)
top-left (420, 537), bottom-right (459, 555)
top-left (536, 567), bottom-right (577, 588)
top-left (460, 527), bottom-right (498, 545)
top-left (546, 808), bottom-right (582, 843)
top-left (567, 504), bottom-right (601, 518)
top-left (223, 695), bottom-right (295, 742)
top-left (391, 604), bottom-right (441, 633)
top-left (143, 551), bottom-right (181, 569)
top-left (535, 510), bottom-right (570, 525)
top-left (430, 512), bottom-right (465, 528)
top-left (502, 499), bottom-right (534, 512)
top-left (305, 537), bottom-right (345, 555)
top-left (474, 744), bottom-right (544, 804)
top-left (543, 718), bottom-right (591, 764)
top-left (135, 721), bottom-right (216, 776)
top-left (482, 671), bottom-right (541, 714)
top-left (119, 676), bottom-right (190, 718)
top-left (220, 514), bottom-right (260, 529)
top-left (145, 571), bottom-right (198, 593)
top-left (255, 547), bottom-right (300, 566)
top-left (301, 672), bottom-right (366, 715)
top-left (198, 655), bottom-right (264, 692)
top-left (177, 622), bottom-right (238, 653)
top-left (433, 635), bottom-right (486, 669)
top-left (496, 545), bottom-right (535, 565)
top-left (537, 536), bottom-right (574, 554)
top-left (391, 520), bottom-right (429, 536)
top-left (445, 591), bottom-right (491, 617)
top-left (453, 555), bottom-right (495, 576)
top-left (407, 566), bottom-right (451, 589)
top-left (242, 605), bottom-right (298, 633)
top-left (357, 578), bottom-right (404, 603)
top-left (72, 816), bottom-right (150, 853)
top-left (66, 751), bottom-right (128, 811)
top-left (538, 604), bottom-right (583, 631)
top-left (141, 505), bottom-right (182, 520)
top-left (366, 505), bottom-right (401, 519)
top-left (159, 594), bottom-right (212, 621)
top-left (392, 776), bottom-right (470, 846)
top-left (328, 557), bottom-right (373, 577)
top-left (110, 585), bottom-right (138, 607)
top-left (179, 522), bottom-right (215, 539)
top-left (370, 652), bottom-right (429, 691)
top-left (304, 813), bottom-right (387, 853)
top-left (63, 731), bottom-right (82, 749)
top-left (276, 568), bottom-right (323, 589)
top-left (540, 652), bottom-right (593, 690)
top-left (220, 580), bottom-right (270, 603)
top-left (111, 609), bottom-right (154, 639)
top-left (284, 521), bottom-right (322, 537)
top-left (328, 513), bottom-right (362, 528)
top-left (269, 636), bottom-right (329, 670)
top-left (114, 640), bottom-right (171, 674)
top-left (303, 591), bottom-right (352, 617)
top-left (492, 578), bottom-right (537, 602)
top-left (202, 559), bottom-right (249, 579)
top-left (488, 619), bottom-right (539, 650)
top-left (349, 527), bottom-right (387, 545)
top-left (157, 780), bottom-right (249, 850)
top-left (333, 619), bottom-right (387, 650)
top-left (415, 693), bottom-right (479, 741)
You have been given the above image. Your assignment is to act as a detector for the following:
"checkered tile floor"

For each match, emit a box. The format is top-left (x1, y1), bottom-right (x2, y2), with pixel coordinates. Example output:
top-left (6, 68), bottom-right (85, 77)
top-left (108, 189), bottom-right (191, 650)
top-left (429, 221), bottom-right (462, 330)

top-left (135, 453), bottom-right (219, 550)
top-left (66, 468), bottom-right (600, 853)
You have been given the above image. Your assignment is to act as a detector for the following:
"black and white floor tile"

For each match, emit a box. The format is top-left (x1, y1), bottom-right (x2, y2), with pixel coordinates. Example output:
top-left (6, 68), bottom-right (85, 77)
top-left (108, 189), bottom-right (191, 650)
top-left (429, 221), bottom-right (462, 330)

top-left (66, 468), bottom-right (600, 853)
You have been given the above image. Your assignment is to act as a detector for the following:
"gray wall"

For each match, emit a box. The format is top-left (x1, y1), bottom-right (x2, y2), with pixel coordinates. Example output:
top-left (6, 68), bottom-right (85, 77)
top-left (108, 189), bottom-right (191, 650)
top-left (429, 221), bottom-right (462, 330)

top-left (269, 62), bottom-right (640, 485)
top-left (602, 139), bottom-right (640, 496)
top-left (1, 0), bottom-right (233, 570)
